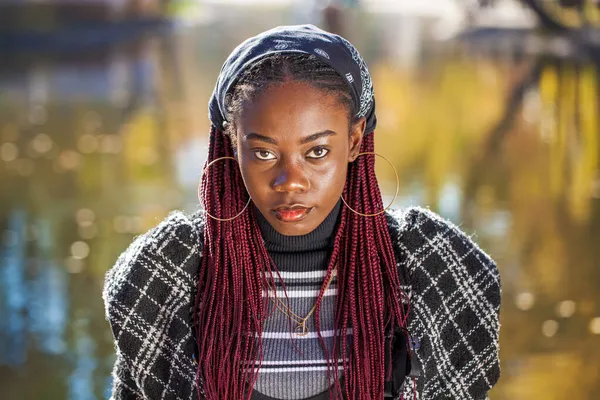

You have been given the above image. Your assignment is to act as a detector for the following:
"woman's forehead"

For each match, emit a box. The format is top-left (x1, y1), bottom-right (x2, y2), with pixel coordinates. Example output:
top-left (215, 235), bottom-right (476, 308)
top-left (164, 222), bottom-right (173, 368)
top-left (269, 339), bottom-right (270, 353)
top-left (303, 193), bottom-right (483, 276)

top-left (237, 82), bottom-right (350, 141)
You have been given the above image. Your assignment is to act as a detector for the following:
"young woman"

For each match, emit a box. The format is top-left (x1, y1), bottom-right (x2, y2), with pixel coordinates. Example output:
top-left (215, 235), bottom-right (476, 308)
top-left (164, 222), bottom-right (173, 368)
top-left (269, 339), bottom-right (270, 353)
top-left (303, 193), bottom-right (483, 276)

top-left (103, 25), bottom-right (501, 400)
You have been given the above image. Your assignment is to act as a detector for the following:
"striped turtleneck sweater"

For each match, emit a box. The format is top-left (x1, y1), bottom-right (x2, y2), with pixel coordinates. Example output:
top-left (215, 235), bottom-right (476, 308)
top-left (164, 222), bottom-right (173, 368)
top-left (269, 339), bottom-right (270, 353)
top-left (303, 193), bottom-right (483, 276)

top-left (251, 200), bottom-right (347, 400)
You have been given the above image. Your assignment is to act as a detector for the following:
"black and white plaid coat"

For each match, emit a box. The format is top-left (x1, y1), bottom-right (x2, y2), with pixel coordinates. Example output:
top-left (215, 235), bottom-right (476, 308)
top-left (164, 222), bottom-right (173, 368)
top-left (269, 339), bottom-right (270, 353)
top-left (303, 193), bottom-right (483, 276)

top-left (102, 207), bottom-right (501, 400)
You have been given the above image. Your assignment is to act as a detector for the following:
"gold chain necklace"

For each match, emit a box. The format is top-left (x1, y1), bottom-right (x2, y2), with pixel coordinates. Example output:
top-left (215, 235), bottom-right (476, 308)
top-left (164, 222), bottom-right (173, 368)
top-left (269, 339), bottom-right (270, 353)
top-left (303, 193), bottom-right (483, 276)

top-left (267, 266), bottom-right (337, 336)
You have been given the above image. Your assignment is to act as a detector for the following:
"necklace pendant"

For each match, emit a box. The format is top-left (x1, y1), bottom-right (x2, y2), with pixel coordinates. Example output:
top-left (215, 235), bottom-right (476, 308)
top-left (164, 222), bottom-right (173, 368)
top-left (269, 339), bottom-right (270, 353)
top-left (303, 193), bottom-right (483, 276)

top-left (295, 323), bottom-right (309, 336)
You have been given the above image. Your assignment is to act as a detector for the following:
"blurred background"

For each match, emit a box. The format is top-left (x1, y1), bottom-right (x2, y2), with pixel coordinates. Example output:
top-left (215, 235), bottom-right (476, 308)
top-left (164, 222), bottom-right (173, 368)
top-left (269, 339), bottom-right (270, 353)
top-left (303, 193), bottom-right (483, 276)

top-left (0, 0), bottom-right (598, 398)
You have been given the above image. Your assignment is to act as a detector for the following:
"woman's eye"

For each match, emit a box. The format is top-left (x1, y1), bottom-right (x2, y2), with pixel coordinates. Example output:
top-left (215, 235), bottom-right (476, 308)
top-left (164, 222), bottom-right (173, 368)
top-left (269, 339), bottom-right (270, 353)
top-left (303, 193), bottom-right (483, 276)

top-left (254, 150), bottom-right (276, 161)
top-left (307, 147), bottom-right (329, 159)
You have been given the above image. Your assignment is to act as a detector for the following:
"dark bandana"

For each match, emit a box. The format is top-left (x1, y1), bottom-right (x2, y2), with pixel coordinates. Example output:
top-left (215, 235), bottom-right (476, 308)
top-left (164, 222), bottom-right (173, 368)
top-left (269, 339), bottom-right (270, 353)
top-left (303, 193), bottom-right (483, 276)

top-left (208, 24), bottom-right (377, 134)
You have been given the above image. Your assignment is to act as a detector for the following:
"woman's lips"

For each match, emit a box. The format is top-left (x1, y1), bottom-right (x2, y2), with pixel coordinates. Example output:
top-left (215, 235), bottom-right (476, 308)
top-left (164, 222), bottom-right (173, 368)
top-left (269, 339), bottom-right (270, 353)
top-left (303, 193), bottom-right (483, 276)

top-left (273, 207), bottom-right (312, 222)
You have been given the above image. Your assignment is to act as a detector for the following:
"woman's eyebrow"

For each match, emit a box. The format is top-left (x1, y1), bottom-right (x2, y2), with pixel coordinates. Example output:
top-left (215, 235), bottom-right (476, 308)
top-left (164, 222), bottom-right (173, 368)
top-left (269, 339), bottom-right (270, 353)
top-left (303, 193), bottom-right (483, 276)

top-left (244, 130), bottom-right (337, 145)
top-left (244, 132), bottom-right (277, 144)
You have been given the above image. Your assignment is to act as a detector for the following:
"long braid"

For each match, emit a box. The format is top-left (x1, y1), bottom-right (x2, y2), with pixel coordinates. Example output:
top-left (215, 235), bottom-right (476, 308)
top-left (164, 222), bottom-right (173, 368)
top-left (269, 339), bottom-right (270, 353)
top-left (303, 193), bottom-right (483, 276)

top-left (195, 126), bottom-right (270, 399)
top-left (195, 53), bottom-right (409, 399)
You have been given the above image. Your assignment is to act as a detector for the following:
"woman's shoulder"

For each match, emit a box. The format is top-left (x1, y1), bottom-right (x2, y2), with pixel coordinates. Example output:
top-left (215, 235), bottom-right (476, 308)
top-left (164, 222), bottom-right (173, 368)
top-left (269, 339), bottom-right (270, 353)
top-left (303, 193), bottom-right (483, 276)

top-left (385, 206), bottom-right (499, 279)
top-left (384, 204), bottom-right (501, 312)
top-left (103, 210), bottom-right (204, 397)
top-left (102, 210), bottom-right (205, 334)
top-left (385, 206), bottom-right (502, 398)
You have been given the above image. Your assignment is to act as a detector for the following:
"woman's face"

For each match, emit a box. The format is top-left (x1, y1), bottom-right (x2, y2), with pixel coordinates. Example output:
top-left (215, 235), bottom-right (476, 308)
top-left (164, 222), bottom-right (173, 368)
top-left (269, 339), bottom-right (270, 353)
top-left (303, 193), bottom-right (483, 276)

top-left (233, 80), bottom-right (365, 236)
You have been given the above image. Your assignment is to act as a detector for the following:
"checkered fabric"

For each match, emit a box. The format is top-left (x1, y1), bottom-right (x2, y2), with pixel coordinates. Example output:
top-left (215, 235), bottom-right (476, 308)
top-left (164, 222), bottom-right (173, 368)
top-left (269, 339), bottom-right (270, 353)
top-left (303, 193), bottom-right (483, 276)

top-left (103, 207), bottom-right (501, 400)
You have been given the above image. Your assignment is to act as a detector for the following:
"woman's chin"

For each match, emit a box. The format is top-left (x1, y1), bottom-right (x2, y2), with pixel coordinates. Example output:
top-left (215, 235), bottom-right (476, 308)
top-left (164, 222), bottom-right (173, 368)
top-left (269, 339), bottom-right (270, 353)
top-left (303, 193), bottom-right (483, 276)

top-left (268, 215), bottom-right (320, 236)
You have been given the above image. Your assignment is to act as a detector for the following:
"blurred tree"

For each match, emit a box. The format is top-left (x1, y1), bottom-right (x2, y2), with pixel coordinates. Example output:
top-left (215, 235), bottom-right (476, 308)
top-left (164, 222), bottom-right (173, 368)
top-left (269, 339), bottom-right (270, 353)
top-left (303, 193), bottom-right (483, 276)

top-left (520, 0), bottom-right (600, 30)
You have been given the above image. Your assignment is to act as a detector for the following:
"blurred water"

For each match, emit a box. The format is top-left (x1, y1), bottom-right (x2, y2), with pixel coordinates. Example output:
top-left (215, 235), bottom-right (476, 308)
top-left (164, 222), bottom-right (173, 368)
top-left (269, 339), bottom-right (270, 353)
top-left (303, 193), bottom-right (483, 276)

top-left (0, 13), bottom-right (599, 400)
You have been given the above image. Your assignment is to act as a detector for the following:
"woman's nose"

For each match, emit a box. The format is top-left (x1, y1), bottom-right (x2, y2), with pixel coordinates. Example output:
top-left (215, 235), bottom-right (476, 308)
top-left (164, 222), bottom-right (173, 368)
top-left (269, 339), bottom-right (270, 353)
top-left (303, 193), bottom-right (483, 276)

top-left (272, 160), bottom-right (310, 193)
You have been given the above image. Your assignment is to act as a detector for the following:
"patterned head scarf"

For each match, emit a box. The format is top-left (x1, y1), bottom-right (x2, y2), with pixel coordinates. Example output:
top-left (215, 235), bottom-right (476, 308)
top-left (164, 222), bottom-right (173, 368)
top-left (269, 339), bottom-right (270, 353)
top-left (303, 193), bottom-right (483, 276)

top-left (208, 24), bottom-right (377, 134)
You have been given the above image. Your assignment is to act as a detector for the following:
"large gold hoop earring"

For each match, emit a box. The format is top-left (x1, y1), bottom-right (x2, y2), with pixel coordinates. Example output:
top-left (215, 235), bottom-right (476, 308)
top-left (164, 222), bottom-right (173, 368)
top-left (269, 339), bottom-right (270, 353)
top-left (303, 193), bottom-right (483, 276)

top-left (340, 152), bottom-right (399, 217)
top-left (198, 156), bottom-right (251, 222)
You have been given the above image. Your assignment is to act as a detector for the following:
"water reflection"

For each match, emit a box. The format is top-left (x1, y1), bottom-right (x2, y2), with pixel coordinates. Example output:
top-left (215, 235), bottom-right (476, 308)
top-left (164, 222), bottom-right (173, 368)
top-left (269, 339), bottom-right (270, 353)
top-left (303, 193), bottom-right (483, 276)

top-left (0, 32), bottom-right (175, 399)
top-left (451, 48), bottom-right (600, 398)
top-left (0, 20), bottom-right (599, 400)
top-left (29, 257), bottom-right (68, 356)
top-left (0, 209), bottom-right (29, 367)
